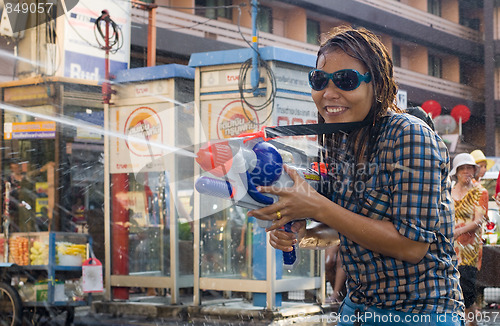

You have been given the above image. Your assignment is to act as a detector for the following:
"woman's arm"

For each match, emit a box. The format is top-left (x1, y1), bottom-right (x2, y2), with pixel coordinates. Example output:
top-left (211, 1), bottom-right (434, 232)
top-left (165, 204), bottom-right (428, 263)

top-left (249, 122), bottom-right (443, 264)
top-left (249, 165), bottom-right (429, 264)
top-left (312, 192), bottom-right (429, 264)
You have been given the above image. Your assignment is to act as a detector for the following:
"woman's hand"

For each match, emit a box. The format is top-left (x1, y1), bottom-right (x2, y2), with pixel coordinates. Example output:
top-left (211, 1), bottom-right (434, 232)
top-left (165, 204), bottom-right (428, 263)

top-left (269, 220), bottom-right (306, 252)
top-left (247, 165), bottom-right (325, 231)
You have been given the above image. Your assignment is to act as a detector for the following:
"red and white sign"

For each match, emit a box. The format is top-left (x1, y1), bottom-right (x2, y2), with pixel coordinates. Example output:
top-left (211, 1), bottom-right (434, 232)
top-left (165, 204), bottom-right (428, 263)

top-left (82, 258), bottom-right (103, 293)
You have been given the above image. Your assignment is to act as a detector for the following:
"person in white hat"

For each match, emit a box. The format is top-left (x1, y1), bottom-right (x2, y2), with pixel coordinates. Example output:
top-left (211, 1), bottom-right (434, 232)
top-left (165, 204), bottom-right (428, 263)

top-left (470, 149), bottom-right (495, 181)
top-left (451, 153), bottom-right (489, 323)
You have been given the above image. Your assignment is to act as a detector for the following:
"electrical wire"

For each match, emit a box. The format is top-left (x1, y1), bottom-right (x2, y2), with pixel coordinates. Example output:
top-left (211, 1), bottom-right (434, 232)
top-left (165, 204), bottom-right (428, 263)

top-left (44, 11), bottom-right (61, 77)
top-left (127, 0), bottom-right (250, 35)
top-left (130, 0), bottom-right (277, 127)
top-left (238, 56), bottom-right (276, 126)
top-left (236, 2), bottom-right (277, 127)
top-left (235, 4), bottom-right (256, 52)
top-left (94, 13), bottom-right (124, 54)
top-left (156, 16), bottom-right (216, 31)
top-left (129, 0), bottom-right (245, 11)
top-left (109, 0), bottom-right (277, 128)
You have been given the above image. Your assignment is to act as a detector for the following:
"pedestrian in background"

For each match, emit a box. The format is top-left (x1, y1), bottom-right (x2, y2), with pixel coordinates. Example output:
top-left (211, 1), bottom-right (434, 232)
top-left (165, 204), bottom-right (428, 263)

top-left (451, 153), bottom-right (489, 326)
top-left (324, 243), bottom-right (346, 304)
top-left (470, 149), bottom-right (494, 182)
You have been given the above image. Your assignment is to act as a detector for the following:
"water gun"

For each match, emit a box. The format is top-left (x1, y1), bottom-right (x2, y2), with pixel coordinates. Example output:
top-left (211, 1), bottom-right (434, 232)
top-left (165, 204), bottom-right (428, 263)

top-left (195, 128), bottom-right (322, 270)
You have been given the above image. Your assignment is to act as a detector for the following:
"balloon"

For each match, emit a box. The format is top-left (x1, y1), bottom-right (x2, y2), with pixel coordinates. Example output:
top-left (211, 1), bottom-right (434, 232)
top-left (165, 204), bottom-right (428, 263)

top-left (433, 115), bottom-right (457, 134)
top-left (451, 105), bottom-right (471, 123)
top-left (421, 100), bottom-right (441, 117)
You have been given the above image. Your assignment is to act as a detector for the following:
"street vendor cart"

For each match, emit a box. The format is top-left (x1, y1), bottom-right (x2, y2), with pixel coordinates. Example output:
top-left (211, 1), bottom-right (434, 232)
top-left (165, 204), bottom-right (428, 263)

top-left (0, 232), bottom-right (92, 326)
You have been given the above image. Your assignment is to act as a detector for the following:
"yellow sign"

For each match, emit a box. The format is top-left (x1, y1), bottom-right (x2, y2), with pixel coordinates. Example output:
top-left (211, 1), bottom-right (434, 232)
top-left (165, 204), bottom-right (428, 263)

top-left (4, 121), bottom-right (56, 140)
top-left (4, 85), bottom-right (54, 105)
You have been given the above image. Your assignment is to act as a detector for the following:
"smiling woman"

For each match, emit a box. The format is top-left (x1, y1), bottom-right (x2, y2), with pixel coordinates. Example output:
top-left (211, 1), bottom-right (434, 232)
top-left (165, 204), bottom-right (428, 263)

top-left (248, 26), bottom-right (464, 326)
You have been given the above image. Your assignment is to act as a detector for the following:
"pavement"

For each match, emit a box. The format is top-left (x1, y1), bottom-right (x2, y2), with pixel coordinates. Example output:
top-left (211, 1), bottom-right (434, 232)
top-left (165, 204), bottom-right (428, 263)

top-left (70, 294), bottom-right (338, 326)
top-left (49, 291), bottom-right (500, 326)
top-left (67, 298), bottom-right (500, 326)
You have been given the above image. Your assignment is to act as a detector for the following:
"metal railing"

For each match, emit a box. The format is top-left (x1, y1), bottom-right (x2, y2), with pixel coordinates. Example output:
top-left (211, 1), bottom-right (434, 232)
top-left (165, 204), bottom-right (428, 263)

top-left (395, 67), bottom-right (484, 102)
top-left (132, 6), bottom-right (319, 55)
top-left (133, 6), bottom-right (484, 103)
top-left (354, 0), bottom-right (483, 43)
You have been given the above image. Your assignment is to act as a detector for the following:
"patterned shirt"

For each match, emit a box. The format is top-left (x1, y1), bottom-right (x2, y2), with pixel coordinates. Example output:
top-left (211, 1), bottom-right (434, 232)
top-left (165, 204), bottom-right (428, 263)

top-left (333, 113), bottom-right (464, 315)
top-left (454, 185), bottom-right (488, 270)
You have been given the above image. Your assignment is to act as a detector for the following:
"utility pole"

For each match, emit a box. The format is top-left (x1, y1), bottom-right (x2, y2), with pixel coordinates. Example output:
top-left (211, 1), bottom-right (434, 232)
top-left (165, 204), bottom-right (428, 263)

top-left (132, 0), bottom-right (158, 67)
top-left (250, 0), bottom-right (260, 95)
top-left (97, 9), bottom-right (130, 301)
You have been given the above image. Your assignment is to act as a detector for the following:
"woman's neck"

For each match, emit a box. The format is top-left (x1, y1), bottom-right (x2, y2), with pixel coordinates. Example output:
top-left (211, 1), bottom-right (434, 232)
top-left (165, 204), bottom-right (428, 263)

top-left (452, 181), bottom-right (473, 200)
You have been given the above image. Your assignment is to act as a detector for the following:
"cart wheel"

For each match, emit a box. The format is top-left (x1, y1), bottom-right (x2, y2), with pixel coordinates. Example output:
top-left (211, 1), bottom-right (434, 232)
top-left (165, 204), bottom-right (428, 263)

top-left (0, 281), bottom-right (23, 326)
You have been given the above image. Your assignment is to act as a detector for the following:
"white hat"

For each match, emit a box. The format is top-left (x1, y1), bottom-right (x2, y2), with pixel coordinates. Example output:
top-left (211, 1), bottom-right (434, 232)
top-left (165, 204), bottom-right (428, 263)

top-left (450, 153), bottom-right (479, 177)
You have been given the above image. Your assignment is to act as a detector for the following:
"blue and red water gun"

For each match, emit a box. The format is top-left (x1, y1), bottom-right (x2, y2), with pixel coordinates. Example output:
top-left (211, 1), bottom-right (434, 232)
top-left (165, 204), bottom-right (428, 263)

top-left (195, 128), bottom-right (325, 269)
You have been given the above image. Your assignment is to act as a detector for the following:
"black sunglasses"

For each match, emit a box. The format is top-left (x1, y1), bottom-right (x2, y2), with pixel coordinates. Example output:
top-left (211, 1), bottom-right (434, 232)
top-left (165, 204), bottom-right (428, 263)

top-left (308, 69), bottom-right (372, 91)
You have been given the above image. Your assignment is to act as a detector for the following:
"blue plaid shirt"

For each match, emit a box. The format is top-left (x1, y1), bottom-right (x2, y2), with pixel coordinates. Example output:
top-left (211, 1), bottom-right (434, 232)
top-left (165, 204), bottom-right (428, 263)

top-left (333, 113), bottom-right (464, 314)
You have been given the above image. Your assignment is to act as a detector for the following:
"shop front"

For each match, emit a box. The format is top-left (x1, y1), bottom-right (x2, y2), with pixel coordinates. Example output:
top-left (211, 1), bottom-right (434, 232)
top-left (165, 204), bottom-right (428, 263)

top-left (0, 76), bottom-right (104, 245)
top-left (0, 76), bottom-right (104, 322)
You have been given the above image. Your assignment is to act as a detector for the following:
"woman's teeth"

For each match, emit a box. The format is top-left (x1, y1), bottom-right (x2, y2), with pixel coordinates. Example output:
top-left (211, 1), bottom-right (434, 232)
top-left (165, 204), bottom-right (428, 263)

top-left (326, 107), bottom-right (346, 113)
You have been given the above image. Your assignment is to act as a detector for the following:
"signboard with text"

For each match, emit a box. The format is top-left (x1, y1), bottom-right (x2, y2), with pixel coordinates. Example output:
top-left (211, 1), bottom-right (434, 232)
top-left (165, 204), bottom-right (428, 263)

top-left (4, 121), bottom-right (56, 140)
top-left (110, 105), bottom-right (171, 174)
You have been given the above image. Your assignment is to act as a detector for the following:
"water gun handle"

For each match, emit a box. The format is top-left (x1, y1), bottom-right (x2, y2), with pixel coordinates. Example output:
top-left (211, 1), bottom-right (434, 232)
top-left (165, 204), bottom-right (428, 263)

top-left (283, 222), bottom-right (298, 270)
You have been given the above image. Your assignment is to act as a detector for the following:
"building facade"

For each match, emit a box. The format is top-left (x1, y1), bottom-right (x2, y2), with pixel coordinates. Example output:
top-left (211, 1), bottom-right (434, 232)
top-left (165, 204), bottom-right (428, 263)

top-left (129, 0), bottom-right (499, 155)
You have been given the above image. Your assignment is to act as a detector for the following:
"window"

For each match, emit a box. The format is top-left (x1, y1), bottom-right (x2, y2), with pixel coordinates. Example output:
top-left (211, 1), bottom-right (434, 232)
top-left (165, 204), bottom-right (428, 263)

top-left (392, 44), bottom-right (401, 68)
top-left (428, 54), bottom-right (442, 78)
top-left (427, 0), bottom-right (441, 16)
top-left (307, 19), bottom-right (320, 45)
top-left (195, 0), bottom-right (232, 20)
top-left (257, 6), bottom-right (272, 33)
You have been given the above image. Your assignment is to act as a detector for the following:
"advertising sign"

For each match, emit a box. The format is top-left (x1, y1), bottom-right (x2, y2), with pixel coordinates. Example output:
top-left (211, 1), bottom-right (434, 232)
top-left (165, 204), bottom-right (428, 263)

top-left (4, 121), bottom-right (56, 140)
top-left (63, 0), bottom-right (131, 81)
top-left (201, 99), bottom-right (259, 140)
top-left (110, 105), bottom-right (171, 173)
